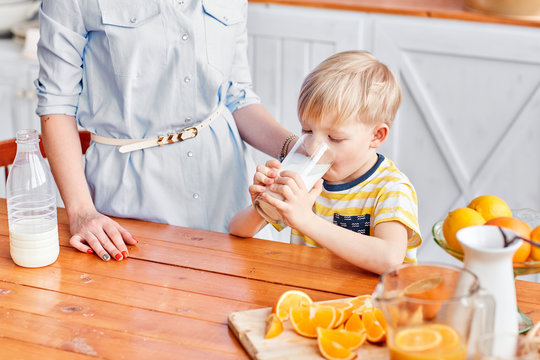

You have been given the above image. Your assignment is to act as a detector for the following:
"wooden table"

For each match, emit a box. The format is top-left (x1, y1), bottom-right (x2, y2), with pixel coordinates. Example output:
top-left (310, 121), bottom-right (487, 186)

top-left (0, 199), bottom-right (539, 359)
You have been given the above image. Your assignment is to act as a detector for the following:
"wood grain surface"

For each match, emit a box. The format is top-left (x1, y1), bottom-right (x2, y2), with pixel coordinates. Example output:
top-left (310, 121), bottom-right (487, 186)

top-left (0, 199), bottom-right (539, 359)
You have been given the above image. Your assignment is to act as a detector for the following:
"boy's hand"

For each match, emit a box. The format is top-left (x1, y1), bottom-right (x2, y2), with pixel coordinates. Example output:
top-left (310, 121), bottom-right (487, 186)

top-left (261, 170), bottom-right (323, 229)
top-left (248, 159), bottom-right (281, 203)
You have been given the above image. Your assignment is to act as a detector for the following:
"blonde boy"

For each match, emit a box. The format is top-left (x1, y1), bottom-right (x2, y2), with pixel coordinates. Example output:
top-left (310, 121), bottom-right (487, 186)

top-left (229, 51), bottom-right (422, 274)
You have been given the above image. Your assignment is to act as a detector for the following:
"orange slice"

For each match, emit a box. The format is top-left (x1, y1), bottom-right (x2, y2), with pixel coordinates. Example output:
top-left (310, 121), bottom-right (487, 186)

top-left (317, 328), bottom-right (365, 360)
top-left (394, 326), bottom-right (442, 352)
top-left (362, 308), bottom-right (387, 343)
top-left (429, 324), bottom-right (460, 350)
top-left (318, 327), bottom-right (367, 351)
top-left (403, 275), bottom-right (446, 319)
top-left (318, 335), bottom-right (357, 360)
top-left (322, 301), bottom-right (354, 328)
top-left (272, 290), bottom-right (313, 321)
top-left (348, 295), bottom-right (373, 316)
top-left (264, 313), bottom-right (283, 339)
top-left (344, 313), bottom-right (365, 333)
top-left (289, 304), bottom-right (337, 338)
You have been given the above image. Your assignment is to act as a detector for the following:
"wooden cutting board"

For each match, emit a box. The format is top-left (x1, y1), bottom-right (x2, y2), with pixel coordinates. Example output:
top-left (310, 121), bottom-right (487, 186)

top-left (228, 305), bottom-right (389, 360)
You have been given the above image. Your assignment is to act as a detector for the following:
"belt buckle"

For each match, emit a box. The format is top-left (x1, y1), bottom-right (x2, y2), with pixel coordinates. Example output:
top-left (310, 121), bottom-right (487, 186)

top-left (177, 127), bottom-right (198, 142)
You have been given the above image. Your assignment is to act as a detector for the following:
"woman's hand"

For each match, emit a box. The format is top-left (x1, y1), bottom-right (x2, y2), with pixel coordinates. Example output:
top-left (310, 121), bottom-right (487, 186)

top-left (248, 159), bottom-right (281, 203)
top-left (68, 209), bottom-right (137, 261)
top-left (260, 170), bottom-right (323, 230)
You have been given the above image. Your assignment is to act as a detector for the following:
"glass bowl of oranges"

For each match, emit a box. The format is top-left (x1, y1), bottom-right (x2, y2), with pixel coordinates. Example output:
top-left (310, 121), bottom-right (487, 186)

top-left (432, 196), bottom-right (540, 333)
top-left (432, 207), bottom-right (540, 276)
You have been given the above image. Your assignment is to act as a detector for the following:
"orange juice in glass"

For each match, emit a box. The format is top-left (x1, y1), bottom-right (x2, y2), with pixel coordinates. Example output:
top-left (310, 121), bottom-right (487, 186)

top-left (373, 263), bottom-right (495, 360)
top-left (388, 323), bottom-right (467, 360)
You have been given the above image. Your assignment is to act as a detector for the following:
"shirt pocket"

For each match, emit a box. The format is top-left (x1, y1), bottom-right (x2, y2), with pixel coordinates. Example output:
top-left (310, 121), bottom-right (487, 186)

top-left (202, 0), bottom-right (244, 75)
top-left (333, 214), bottom-right (372, 235)
top-left (98, 0), bottom-right (166, 77)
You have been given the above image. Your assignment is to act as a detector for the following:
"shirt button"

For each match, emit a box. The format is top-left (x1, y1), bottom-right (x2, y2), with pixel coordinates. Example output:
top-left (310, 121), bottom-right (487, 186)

top-left (185, 117), bottom-right (192, 123)
top-left (130, 17), bottom-right (137, 23)
top-left (187, 151), bottom-right (193, 157)
top-left (184, 76), bottom-right (191, 83)
top-left (193, 193), bottom-right (199, 199)
top-left (181, 33), bottom-right (189, 41)
top-left (177, 0), bottom-right (184, 4)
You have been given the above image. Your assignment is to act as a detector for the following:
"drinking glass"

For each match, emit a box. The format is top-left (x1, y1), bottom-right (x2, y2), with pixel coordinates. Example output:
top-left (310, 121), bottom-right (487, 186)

top-left (254, 133), bottom-right (334, 224)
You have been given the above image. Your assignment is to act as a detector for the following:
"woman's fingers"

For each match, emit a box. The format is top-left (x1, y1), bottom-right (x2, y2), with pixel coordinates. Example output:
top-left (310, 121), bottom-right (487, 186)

top-left (74, 231), bottom-right (111, 260)
top-left (103, 221), bottom-right (130, 259)
top-left (69, 234), bottom-right (94, 255)
top-left (118, 225), bottom-right (137, 246)
top-left (92, 227), bottom-right (123, 261)
top-left (69, 212), bottom-right (136, 261)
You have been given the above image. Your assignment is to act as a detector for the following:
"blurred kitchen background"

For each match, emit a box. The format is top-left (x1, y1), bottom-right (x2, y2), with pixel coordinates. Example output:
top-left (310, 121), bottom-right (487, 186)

top-left (1, 0), bottom-right (539, 280)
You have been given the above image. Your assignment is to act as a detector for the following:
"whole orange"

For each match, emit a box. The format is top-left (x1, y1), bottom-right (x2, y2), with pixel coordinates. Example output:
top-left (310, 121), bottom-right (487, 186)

top-left (442, 208), bottom-right (485, 253)
top-left (485, 217), bottom-right (532, 262)
top-left (530, 225), bottom-right (540, 261)
top-left (467, 195), bottom-right (512, 221)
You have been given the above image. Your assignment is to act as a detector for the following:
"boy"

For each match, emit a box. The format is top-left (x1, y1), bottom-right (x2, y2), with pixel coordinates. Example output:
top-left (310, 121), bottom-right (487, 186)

top-left (229, 51), bottom-right (422, 274)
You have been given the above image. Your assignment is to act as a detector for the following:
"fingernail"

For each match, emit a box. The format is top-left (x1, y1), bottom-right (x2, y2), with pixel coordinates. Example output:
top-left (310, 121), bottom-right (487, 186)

top-left (102, 253), bottom-right (110, 261)
top-left (122, 251), bottom-right (128, 258)
top-left (87, 249), bottom-right (94, 254)
top-left (132, 237), bottom-right (138, 243)
top-left (115, 253), bottom-right (122, 261)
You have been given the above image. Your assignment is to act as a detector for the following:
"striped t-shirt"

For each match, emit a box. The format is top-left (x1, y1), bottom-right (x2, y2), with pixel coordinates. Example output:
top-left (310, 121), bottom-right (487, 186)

top-left (287, 154), bottom-right (422, 262)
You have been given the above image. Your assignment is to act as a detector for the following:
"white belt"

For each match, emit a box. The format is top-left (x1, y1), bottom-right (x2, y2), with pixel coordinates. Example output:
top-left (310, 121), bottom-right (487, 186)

top-left (91, 102), bottom-right (225, 153)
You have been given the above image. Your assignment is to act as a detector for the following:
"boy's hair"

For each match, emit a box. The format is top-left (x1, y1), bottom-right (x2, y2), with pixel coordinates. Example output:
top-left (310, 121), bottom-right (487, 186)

top-left (298, 51), bottom-right (402, 128)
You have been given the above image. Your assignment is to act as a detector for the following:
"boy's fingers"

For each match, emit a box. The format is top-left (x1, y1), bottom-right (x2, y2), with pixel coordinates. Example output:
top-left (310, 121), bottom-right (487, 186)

top-left (309, 179), bottom-right (324, 198)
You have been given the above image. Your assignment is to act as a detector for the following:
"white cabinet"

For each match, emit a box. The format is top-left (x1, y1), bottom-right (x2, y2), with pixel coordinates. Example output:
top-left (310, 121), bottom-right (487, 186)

top-left (0, 40), bottom-right (39, 140)
top-left (0, 40), bottom-right (40, 198)
top-left (371, 15), bottom-right (540, 268)
top-left (247, 3), bottom-right (540, 279)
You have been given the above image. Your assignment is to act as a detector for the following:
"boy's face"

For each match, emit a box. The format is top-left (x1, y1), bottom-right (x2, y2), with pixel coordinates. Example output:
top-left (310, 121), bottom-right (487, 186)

top-left (301, 115), bottom-right (382, 185)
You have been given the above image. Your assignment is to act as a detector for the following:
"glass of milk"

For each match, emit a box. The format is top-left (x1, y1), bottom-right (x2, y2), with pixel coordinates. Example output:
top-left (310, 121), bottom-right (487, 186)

top-left (254, 134), bottom-right (334, 224)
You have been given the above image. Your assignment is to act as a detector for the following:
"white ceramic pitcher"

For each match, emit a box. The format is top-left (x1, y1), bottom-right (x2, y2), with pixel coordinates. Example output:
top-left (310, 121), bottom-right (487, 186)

top-left (457, 225), bottom-right (522, 356)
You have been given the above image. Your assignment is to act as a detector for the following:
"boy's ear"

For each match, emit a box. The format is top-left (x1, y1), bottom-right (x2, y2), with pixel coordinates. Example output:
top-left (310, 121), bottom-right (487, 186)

top-left (370, 123), bottom-right (389, 148)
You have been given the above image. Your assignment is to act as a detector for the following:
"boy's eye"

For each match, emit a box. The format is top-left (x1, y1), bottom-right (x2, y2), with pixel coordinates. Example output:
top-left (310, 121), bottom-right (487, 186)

top-left (301, 129), bottom-right (312, 134)
top-left (329, 136), bottom-right (344, 143)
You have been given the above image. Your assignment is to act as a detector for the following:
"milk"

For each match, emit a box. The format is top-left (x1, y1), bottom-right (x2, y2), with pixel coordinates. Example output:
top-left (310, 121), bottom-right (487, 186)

top-left (9, 218), bottom-right (59, 268)
top-left (255, 151), bottom-right (332, 224)
top-left (281, 152), bottom-right (332, 190)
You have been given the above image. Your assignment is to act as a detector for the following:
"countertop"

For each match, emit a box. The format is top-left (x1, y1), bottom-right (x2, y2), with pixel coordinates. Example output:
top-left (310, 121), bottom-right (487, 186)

top-left (1, 199), bottom-right (540, 358)
top-left (249, 0), bottom-right (540, 28)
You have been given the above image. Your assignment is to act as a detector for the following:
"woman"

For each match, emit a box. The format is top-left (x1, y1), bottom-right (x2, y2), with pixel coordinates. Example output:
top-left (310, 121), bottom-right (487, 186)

top-left (35, 0), bottom-right (293, 261)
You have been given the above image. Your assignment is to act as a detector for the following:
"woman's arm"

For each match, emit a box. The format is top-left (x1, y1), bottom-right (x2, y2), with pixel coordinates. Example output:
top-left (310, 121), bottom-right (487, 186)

top-left (41, 115), bottom-right (136, 260)
top-left (233, 104), bottom-right (294, 159)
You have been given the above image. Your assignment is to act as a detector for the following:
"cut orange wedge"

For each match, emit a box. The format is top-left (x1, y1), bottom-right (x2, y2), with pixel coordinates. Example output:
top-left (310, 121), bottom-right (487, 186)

top-left (348, 295), bottom-right (373, 316)
top-left (264, 313), bottom-right (283, 339)
top-left (318, 327), bottom-right (367, 351)
top-left (322, 301), bottom-right (354, 328)
top-left (317, 328), bottom-right (365, 360)
top-left (318, 335), bottom-right (357, 360)
top-left (403, 275), bottom-right (446, 319)
top-left (289, 304), bottom-right (336, 338)
top-left (272, 290), bottom-right (313, 321)
top-left (362, 308), bottom-right (387, 343)
top-left (344, 313), bottom-right (365, 333)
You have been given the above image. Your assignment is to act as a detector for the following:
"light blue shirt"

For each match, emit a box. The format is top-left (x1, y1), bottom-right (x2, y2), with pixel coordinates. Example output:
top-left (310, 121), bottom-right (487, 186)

top-left (35, 0), bottom-right (259, 232)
